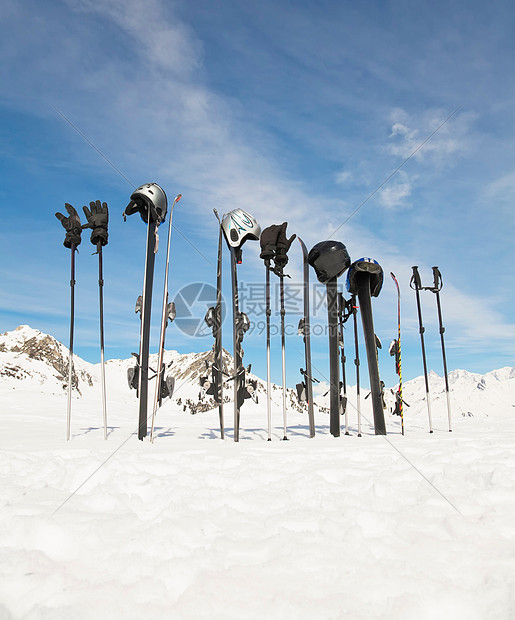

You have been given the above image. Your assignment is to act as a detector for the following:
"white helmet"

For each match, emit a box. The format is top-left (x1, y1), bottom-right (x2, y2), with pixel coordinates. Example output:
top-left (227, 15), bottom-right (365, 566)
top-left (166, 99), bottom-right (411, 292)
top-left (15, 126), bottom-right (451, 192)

top-left (221, 209), bottom-right (261, 248)
top-left (125, 182), bottom-right (168, 224)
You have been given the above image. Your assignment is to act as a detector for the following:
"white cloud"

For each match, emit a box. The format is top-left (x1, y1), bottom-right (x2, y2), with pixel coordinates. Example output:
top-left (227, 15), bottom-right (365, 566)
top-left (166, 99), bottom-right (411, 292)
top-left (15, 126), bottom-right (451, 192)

top-left (378, 181), bottom-right (412, 209)
top-left (386, 107), bottom-right (473, 164)
top-left (335, 169), bottom-right (353, 185)
top-left (67, 0), bottom-right (203, 78)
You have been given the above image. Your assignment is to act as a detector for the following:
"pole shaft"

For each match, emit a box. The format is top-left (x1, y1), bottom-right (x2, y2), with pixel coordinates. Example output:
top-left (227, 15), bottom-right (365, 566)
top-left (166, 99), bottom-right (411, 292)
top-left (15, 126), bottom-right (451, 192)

top-left (412, 268), bottom-right (433, 433)
top-left (338, 293), bottom-right (349, 435)
top-left (266, 265), bottom-right (272, 440)
top-left (67, 244), bottom-right (76, 441)
top-left (98, 243), bottom-right (108, 440)
top-left (435, 289), bottom-right (452, 431)
top-left (280, 275), bottom-right (287, 439)
top-left (150, 195), bottom-right (180, 442)
top-left (327, 278), bottom-right (340, 437)
top-left (352, 296), bottom-right (362, 437)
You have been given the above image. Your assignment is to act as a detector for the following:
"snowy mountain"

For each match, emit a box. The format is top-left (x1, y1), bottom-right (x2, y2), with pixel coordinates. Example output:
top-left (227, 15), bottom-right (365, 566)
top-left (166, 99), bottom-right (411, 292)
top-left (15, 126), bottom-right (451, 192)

top-left (0, 324), bottom-right (320, 426)
top-left (1, 326), bottom-right (515, 618)
top-left (1, 325), bottom-right (513, 432)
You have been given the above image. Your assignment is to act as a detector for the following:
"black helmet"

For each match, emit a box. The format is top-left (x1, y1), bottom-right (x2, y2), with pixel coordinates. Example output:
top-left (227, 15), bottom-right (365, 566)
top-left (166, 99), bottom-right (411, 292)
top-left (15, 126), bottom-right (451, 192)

top-left (308, 240), bottom-right (351, 284)
top-left (124, 182), bottom-right (168, 224)
top-left (346, 257), bottom-right (384, 297)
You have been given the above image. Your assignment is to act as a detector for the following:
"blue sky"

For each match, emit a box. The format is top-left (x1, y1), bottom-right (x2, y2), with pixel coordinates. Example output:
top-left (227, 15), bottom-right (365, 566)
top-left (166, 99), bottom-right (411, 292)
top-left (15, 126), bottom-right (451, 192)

top-left (1, 0), bottom-right (514, 391)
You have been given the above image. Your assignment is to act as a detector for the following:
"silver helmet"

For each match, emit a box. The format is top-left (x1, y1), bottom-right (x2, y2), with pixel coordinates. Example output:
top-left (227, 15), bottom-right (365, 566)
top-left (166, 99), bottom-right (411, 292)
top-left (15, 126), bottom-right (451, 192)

top-left (125, 182), bottom-right (168, 224)
top-left (221, 209), bottom-right (261, 248)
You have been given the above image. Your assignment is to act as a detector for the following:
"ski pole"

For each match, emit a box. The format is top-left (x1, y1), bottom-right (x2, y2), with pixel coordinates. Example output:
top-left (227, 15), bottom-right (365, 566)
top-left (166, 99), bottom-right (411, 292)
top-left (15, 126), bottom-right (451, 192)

top-left (67, 243), bottom-right (77, 441)
top-left (279, 273), bottom-right (288, 440)
top-left (55, 203), bottom-right (83, 441)
top-left (82, 200), bottom-right (110, 440)
top-left (338, 293), bottom-right (349, 435)
top-left (266, 261), bottom-right (272, 441)
top-left (150, 194), bottom-right (181, 443)
top-left (97, 241), bottom-right (108, 440)
top-left (352, 296), bottom-right (362, 437)
top-left (411, 266), bottom-right (433, 433)
top-left (432, 267), bottom-right (452, 432)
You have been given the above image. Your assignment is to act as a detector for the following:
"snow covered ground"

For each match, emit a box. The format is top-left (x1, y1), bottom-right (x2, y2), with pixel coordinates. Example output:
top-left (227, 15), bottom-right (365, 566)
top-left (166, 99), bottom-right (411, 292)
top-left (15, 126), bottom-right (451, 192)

top-left (1, 326), bottom-right (514, 619)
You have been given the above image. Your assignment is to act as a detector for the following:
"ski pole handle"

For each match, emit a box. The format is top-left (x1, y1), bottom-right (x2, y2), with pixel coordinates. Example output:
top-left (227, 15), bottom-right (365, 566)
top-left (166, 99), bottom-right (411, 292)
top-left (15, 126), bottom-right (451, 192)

top-left (432, 266), bottom-right (443, 292)
top-left (410, 265), bottom-right (422, 290)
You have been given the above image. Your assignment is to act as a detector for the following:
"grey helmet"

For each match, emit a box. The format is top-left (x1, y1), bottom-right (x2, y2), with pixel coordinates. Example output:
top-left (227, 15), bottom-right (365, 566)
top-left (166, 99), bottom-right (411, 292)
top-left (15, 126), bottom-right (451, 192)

top-left (124, 182), bottom-right (168, 225)
top-left (221, 209), bottom-right (261, 248)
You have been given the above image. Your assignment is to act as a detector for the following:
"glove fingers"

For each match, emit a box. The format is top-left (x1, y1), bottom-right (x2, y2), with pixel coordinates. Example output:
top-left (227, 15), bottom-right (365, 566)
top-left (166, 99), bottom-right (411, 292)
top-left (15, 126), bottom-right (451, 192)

top-left (83, 205), bottom-right (92, 220)
top-left (285, 233), bottom-right (296, 251)
top-left (65, 203), bottom-right (78, 218)
top-left (55, 212), bottom-right (65, 223)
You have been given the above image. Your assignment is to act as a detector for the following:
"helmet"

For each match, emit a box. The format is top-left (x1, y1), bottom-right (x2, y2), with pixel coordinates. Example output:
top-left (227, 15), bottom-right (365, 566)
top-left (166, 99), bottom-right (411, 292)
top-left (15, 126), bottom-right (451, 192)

top-left (308, 240), bottom-right (351, 284)
top-left (221, 209), bottom-right (261, 248)
top-left (346, 257), bottom-right (384, 297)
top-left (125, 182), bottom-right (168, 224)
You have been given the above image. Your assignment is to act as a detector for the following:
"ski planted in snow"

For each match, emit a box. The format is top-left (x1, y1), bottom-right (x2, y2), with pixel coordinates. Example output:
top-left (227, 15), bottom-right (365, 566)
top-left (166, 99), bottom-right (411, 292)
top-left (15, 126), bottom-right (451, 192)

top-left (347, 258), bottom-right (386, 435)
top-left (296, 237), bottom-right (317, 438)
top-left (201, 208), bottom-right (226, 439)
top-left (308, 240), bottom-right (351, 438)
top-left (124, 183), bottom-right (168, 441)
top-left (389, 272), bottom-right (404, 435)
top-left (221, 209), bottom-right (261, 442)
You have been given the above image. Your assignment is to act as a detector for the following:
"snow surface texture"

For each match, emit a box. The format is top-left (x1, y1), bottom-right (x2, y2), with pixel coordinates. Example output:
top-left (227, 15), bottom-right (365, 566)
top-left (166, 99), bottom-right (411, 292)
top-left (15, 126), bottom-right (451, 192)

top-left (1, 326), bottom-right (514, 619)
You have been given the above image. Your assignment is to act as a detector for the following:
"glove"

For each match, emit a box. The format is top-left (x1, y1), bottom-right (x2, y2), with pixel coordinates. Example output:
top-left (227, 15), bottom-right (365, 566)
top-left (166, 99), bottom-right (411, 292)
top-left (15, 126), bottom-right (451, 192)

top-left (82, 200), bottom-right (109, 246)
top-left (55, 203), bottom-right (82, 249)
top-left (259, 224), bottom-right (282, 261)
top-left (273, 222), bottom-right (296, 270)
